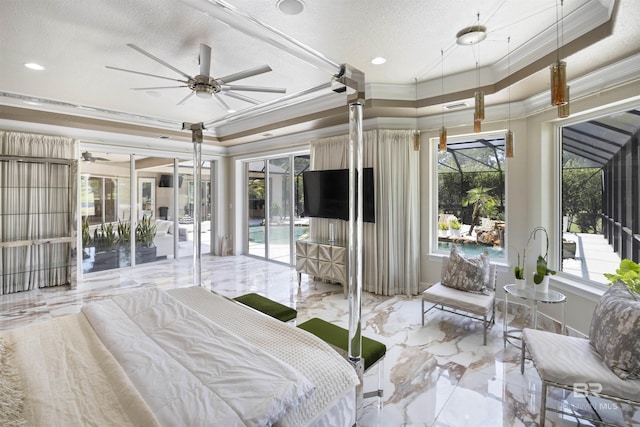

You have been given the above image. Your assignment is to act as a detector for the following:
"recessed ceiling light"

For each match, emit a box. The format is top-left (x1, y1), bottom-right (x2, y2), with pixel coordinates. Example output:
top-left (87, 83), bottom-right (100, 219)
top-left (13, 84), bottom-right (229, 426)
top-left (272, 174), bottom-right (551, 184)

top-left (24, 101), bottom-right (42, 106)
top-left (227, 109), bottom-right (236, 113)
top-left (276, 0), bottom-right (304, 15)
top-left (24, 62), bottom-right (45, 71)
top-left (371, 57), bottom-right (386, 65)
top-left (456, 25), bottom-right (487, 45)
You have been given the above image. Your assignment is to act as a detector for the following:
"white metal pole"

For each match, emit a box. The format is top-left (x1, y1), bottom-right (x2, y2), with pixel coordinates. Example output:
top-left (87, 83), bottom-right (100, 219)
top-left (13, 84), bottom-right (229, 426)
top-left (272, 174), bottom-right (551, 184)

top-left (347, 100), bottom-right (364, 414)
top-left (183, 122), bottom-right (205, 286)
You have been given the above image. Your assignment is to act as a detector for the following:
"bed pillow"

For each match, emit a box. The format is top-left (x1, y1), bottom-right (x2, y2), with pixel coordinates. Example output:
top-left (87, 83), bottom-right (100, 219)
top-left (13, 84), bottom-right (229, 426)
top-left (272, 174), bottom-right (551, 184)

top-left (441, 245), bottom-right (490, 294)
top-left (588, 282), bottom-right (640, 379)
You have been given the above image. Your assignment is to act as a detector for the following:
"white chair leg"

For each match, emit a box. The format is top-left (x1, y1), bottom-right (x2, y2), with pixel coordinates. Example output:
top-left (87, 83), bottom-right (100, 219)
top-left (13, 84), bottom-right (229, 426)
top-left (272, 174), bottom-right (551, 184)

top-left (540, 382), bottom-right (547, 426)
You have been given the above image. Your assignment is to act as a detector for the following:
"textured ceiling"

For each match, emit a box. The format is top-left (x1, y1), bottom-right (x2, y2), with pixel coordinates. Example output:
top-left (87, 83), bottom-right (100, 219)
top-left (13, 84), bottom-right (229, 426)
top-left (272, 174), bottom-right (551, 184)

top-left (1, 0), bottom-right (639, 147)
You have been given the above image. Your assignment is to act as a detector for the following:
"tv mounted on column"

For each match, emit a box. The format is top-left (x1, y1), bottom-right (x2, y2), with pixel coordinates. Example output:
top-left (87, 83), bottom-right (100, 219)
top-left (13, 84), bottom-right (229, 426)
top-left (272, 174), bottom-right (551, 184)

top-left (302, 168), bottom-right (375, 223)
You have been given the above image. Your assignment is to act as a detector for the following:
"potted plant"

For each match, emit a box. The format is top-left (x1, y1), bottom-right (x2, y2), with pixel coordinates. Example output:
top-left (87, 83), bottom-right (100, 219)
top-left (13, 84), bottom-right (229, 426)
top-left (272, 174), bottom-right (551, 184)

top-left (604, 259), bottom-right (640, 294)
top-left (513, 226), bottom-right (556, 292)
top-left (514, 251), bottom-right (526, 290)
top-left (449, 218), bottom-right (462, 237)
top-left (530, 226), bottom-right (556, 292)
top-left (92, 222), bottom-right (118, 271)
top-left (117, 220), bottom-right (131, 267)
top-left (81, 217), bottom-right (93, 258)
top-left (135, 215), bottom-right (157, 264)
top-left (438, 221), bottom-right (449, 237)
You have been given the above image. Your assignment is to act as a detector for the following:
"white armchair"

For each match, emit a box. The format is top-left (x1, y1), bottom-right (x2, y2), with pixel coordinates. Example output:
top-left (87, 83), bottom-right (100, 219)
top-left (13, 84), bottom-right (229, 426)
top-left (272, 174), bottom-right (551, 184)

top-left (421, 248), bottom-right (497, 345)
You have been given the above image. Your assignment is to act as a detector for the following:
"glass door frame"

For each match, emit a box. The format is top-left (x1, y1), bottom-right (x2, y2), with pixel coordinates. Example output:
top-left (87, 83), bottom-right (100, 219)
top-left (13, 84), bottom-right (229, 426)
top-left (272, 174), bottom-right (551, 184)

top-left (243, 152), bottom-right (310, 266)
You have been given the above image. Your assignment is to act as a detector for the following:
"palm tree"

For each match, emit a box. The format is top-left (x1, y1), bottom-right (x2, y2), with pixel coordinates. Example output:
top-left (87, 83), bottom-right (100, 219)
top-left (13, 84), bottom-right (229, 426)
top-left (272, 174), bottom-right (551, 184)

top-left (461, 186), bottom-right (498, 236)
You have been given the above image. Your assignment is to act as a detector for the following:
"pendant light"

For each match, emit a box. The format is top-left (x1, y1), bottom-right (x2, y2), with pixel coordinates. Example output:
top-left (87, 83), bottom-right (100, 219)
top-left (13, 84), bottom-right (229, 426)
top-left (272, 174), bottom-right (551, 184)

top-left (439, 49), bottom-right (447, 151)
top-left (473, 13), bottom-right (485, 130)
top-left (558, 85), bottom-right (570, 118)
top-left (506, 36), bottom-right (514, 158)
top-left (550, 0), bottom-right (568, 107)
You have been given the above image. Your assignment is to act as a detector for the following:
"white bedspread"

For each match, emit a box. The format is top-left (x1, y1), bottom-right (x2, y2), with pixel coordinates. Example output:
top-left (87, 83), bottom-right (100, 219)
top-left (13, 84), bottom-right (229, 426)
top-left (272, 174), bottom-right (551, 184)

top-left (167, 287), bottom-right (360, 427)
top-left (2, 313), bottom-right (161, 427)
top-left (81, 288), bottom-right (315, 427)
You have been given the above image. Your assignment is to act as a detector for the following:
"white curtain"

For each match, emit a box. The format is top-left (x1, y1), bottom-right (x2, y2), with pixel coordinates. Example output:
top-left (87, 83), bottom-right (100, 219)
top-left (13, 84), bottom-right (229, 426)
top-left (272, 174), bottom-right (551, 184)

top-left (309, 129), bottom-right (420, 295)
top-left (0, 131), bottom-right (77, 294)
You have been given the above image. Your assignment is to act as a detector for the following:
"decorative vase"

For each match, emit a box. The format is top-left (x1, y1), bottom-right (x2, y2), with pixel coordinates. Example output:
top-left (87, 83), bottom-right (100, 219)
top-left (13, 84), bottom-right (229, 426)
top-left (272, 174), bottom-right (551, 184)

top-left (515, 278), bottom-right (526, 291)
top-left (535, 275), bottom-right (550, 293)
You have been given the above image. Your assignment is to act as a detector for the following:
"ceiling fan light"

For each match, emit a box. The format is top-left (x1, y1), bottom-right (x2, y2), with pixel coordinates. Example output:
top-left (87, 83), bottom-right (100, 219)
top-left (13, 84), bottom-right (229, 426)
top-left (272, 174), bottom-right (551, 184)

top-left (550, 60), bottom-right (567, 106)
top-left (456, 25), bottom-right (487, 45)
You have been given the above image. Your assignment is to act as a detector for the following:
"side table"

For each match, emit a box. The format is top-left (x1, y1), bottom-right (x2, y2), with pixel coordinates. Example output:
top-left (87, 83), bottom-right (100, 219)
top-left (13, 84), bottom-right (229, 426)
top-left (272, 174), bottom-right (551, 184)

top-left (503, 284), bottom-right (567, 347)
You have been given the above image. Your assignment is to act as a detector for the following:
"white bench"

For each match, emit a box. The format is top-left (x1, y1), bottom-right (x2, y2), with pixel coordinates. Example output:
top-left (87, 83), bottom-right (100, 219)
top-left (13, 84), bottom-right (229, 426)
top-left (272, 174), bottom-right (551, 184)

top-left (522, 328), bottom-right (640, 425)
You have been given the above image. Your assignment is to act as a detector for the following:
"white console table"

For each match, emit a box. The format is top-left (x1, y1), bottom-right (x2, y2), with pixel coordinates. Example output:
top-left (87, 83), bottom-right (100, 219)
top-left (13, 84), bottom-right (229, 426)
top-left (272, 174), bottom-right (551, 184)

top-left (295, 239), bottom-right (348, 295)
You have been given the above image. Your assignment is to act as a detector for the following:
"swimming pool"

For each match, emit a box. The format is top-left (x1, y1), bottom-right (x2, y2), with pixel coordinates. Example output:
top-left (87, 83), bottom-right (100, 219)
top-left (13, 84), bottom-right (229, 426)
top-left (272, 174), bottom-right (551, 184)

top-left (438, 241), bottom-right (505, 261)
top-left (249, 224), bottom-right (309, 244)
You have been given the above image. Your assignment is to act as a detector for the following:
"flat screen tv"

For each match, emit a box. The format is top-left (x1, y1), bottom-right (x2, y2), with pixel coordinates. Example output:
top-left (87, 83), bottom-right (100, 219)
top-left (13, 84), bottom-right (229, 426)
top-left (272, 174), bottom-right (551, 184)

top-left (302, 168), bottom-right (375, 223)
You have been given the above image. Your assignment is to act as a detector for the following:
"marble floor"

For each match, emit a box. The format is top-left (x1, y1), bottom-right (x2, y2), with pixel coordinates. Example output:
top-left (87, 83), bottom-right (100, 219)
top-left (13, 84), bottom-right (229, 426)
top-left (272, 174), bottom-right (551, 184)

top-left (1, 255), bottom-right (637, 426)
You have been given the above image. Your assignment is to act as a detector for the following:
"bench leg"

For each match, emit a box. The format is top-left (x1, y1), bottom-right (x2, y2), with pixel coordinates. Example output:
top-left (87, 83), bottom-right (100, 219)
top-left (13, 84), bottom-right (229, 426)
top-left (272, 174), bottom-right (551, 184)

top-left (483, 314), bottom-right (487, 345)
top-left (540, 382), bottom-right (547, 426)
top-left (377, 358), bottom-right (384, 408)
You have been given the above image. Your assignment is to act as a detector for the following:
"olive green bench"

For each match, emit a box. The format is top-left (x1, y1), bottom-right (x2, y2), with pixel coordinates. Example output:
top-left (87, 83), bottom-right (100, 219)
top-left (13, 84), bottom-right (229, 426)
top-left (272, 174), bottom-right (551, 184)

top-left (297, 317), bottom-right (386, 403)
top-left (233, 293), bottom-right (297, 322)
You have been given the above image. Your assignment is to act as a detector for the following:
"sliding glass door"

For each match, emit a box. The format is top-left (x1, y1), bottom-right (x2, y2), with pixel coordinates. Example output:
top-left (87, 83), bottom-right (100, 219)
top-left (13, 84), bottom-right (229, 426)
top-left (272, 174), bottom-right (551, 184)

top-left (246, 154), bottom-right (309, 264)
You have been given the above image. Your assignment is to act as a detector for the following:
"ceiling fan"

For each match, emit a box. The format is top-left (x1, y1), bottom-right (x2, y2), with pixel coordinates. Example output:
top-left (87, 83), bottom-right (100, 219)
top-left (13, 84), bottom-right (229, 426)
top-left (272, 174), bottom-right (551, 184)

top-left (81, 151), bottom-right (110, 162)
top-left (106, 43), bottom-right (286, 112)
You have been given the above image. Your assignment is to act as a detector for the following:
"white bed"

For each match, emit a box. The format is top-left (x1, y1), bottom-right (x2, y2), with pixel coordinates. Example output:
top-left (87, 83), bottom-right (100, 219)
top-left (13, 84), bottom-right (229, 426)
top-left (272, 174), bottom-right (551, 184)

top-left (0, 286), bottom-right (359, 427)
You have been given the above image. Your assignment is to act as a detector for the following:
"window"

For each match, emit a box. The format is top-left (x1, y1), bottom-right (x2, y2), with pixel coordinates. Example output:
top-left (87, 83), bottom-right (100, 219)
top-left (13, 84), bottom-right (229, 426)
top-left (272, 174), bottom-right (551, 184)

top-left (436, 133), bottom-right (507, 262)
top-left (82, 176), bottom-right (119, 225)
top-left (560, 107), bottom-right (640, 284)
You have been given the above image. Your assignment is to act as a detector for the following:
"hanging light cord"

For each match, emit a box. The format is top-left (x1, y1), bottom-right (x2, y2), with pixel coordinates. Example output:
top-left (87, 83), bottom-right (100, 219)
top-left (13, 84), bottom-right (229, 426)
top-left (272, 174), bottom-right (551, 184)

top-left (476, 13), bottom-right (481, 90)
top-left (441, 49), bottom-right (445, 127)
top-left (507, 36), bottom-right (511, 127)
top-left (555, 0), bottom-right (561, 62)
top-left (560, 0), bottom-right (565, 60)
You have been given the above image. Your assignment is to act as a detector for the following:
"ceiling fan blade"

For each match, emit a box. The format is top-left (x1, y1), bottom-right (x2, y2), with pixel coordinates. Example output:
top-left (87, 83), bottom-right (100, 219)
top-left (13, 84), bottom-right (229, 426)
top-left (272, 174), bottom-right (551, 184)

top-left (199, 43), bottom-right (211, 77)
top-left (212, 94), bottom-right (232, 112)
top-left (216, 65), bottom-right (272, 84)
top-left (223, 91), bottom-right (260, 105)
top-left (130, 85), bottom-right (189, 90)
top-left (127, 43), bottom-right (193, 80)
top-left (105, 65), bottom-right (188, 83)
top-left (177, 91), bottom-right (196, 106)
top-left (221, 84), bottom-right (286, 94)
